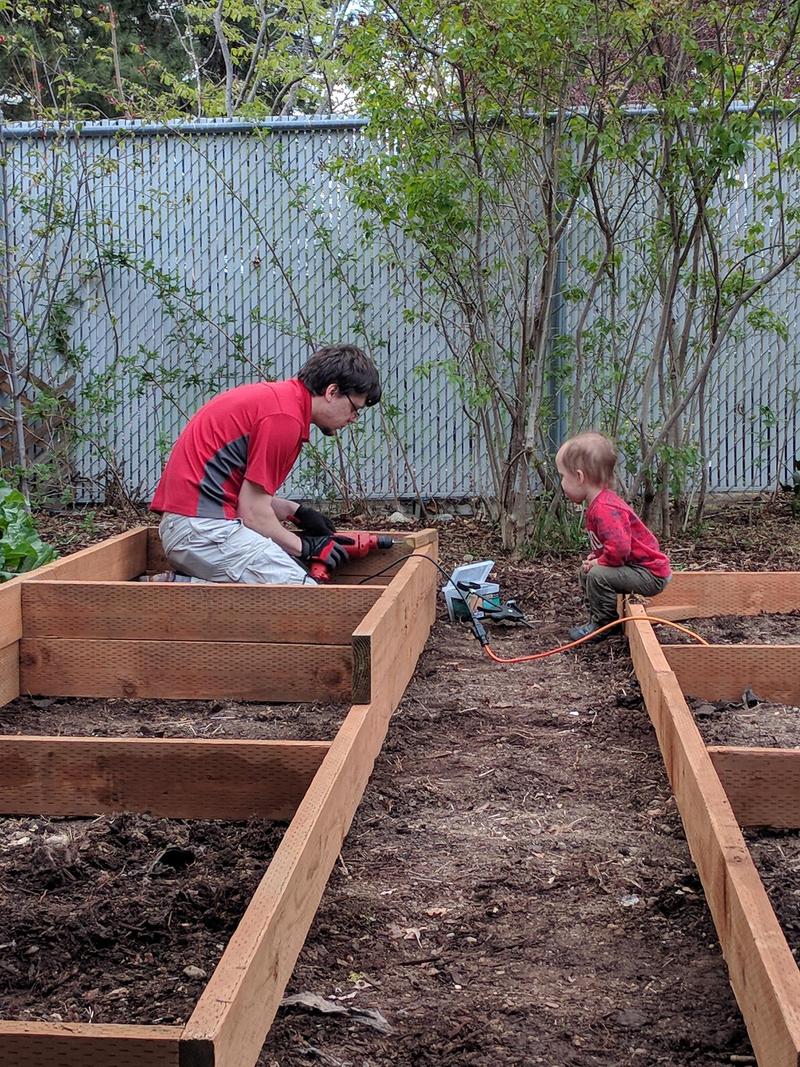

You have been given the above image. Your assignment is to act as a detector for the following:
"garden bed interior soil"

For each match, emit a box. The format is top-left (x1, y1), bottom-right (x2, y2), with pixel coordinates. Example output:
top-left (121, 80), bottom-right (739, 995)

top-left (0, 695), bottom-right (348, 740)
top-left (746, 830), bottom-right (800, 959)
top-left (4, 498), bottom-right (800, 1065)
top-left (657, 610), bottom-right (800, 747)
top-left (658, 609), bottom-right (800, 645)
top-left (688, 694), bottom-right (800, 748)
top-left (0, 812), bottom-right (283, 1025)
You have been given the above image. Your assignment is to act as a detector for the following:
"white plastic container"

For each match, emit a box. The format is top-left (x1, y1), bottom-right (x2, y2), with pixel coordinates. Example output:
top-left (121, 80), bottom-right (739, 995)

top-left (441, 560), bottom-right (500, 622)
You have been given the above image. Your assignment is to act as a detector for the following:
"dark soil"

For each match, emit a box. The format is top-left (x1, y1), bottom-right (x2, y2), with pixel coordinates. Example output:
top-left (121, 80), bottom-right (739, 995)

top-left (2, 496), bottom-right (800, 1065)
top-left (658, 610), bottom-right (800, 646)
top-left (746, 831), bottom-right (800, 958)
top-left (0, 813), bottom-right (283, 1025)
top-left (659, 608), bottom-right (800, 748)
top-left (0, 696), bottom-right (347, 741)
top-left (687, 694), bottom-right (800, 748)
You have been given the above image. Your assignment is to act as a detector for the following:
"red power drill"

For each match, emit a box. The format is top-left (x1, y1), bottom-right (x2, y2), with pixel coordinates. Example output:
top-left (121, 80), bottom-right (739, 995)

top-left (308, 532), bottom-right (401, 582)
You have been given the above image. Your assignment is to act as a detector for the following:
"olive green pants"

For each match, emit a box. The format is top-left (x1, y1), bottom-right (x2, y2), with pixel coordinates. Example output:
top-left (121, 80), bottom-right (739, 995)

top-left (580, 564), bottom-right (669, 623)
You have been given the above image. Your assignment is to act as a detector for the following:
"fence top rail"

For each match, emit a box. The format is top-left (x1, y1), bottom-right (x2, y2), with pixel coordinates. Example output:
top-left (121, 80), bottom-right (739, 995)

top-left (0, 100), bottom-right (779, 141)
top-left (0, 116), bottom-right (371, 140)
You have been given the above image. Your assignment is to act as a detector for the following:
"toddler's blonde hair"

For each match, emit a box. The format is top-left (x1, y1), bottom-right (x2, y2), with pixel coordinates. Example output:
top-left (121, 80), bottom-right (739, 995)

top-left (556, 431), bottom-right (617, 487)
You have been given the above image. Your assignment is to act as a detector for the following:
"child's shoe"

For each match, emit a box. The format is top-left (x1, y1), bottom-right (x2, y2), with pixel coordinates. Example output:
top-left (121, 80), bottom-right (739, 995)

top-left (568, 619), bottom-right (617, 642)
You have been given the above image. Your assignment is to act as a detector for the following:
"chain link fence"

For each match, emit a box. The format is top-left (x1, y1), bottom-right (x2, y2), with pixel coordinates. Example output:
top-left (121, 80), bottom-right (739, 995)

top-left (2, 116), bottom-right (798, 504)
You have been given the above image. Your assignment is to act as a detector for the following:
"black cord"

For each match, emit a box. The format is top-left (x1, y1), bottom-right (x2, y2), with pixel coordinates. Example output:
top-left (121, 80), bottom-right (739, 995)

top-left (355, 551), bottom-right (448, 585)
top-left (356, 552), bottom-right (488, 641)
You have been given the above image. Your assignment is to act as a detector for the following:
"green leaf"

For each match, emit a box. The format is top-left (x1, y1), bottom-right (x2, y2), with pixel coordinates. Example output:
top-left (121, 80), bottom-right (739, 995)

top-left (0, 479), bottom-right (57, 581)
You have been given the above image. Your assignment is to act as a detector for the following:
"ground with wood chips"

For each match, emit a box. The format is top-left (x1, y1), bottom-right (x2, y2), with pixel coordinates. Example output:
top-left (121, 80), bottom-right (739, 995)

top-left (1, 499), bottom-right (799, 1066)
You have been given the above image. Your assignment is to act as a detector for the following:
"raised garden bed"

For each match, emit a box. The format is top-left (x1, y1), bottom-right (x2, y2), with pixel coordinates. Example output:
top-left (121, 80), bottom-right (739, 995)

top-left (630, 571), bottom-right (800, 1067)
top-left (0, 525), bottom-right (438, 1067)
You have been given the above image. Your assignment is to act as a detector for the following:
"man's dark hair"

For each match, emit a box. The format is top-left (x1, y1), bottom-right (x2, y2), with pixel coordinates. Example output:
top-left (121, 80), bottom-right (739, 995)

top-left (297, 345), bottom-right (381, 405)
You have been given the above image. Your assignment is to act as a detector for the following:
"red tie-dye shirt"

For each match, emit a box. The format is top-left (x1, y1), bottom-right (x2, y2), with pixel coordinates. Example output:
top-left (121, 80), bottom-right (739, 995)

top-left (585, 488), bottom-right (671, 577)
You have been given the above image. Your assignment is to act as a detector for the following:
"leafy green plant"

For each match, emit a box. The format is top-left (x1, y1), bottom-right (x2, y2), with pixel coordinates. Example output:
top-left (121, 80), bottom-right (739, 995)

top-left (0, 0), bottom-right (353, 122)
top-left (0, 480), bottom-right (57, 580)
top-left (522, 493), bottom-right (586, 557)
top-left (340, 0), bottom-right (800, 542)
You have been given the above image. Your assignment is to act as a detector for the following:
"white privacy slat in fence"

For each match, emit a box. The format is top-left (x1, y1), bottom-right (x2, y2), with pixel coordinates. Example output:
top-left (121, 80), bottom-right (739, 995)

top-left (3, 116), bottom-right (798, 502)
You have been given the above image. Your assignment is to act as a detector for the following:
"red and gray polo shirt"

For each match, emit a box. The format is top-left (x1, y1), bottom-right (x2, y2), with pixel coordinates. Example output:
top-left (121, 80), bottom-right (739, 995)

top-left (151, 379), bottom-right (312, 519)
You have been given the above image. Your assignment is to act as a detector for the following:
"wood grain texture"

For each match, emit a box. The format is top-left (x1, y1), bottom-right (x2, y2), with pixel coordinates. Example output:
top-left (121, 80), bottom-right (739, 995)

top-left (0, 737), bottom-right (330, 820)
top-left (22, 581), bottom-right (382, 644)
top-left (0, 532), bottom-right (440, 1067)
top-left (331, 528), bottom-right (436, 582)
top-left (709, 747), bottom-right (800, 829)
top-left (19, 638), bottom-right (352, 702)
top-left (663, 644), bottom-right (800, 703)
top-left (0, 529), bottom-right (146, 653)
top-left (147, 525), bottom-right (171, 573)
top-left (0, 1022), bottom-right (181, 1067)
top-left (645, 570), bottom-right (800, 620)
top-left (0, 641), bottom-right (19, 708)
top-left (146, 525), bottom-right (434, 582)
top-left (0, 581), bottom-right (22, 650)
top-left (627, 602), bottom-right (800, 1067)
top-left (181, 704), bottom-right (391, 1067)
top-left (351, 541), bottom-right (438, 705)
top-left (25, 527), bottom-right (148, 582)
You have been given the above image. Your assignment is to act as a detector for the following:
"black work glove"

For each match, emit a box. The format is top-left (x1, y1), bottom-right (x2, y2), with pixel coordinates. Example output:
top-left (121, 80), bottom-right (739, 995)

top-left (292, 504), bottom-right (336, 536)
top-left (298, 534), bottom-right (355, 571)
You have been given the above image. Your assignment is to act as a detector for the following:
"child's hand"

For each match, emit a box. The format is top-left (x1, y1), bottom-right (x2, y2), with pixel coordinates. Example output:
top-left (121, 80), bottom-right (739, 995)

top-left (581, 556), bottom-right (596, 573)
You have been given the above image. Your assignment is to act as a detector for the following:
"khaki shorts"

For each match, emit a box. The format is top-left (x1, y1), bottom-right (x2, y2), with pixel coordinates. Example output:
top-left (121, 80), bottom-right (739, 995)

top-left (158, 513), bottom-right (316, 585)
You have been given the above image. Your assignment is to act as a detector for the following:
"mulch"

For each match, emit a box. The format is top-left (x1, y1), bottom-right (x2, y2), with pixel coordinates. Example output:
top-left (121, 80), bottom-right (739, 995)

top-left (0, 495), bottom-right (798, 1065)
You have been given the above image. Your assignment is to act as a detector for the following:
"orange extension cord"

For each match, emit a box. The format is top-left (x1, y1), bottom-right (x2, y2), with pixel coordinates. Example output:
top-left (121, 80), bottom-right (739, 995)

top-left (360, 553), bottom-right (709, 666)
top-left (482, 614), bottom-right (709, 664)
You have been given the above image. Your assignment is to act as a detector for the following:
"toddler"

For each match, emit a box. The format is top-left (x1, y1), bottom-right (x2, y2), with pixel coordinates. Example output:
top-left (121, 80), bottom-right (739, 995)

top-left (555, 431), bottom-right (671, 641)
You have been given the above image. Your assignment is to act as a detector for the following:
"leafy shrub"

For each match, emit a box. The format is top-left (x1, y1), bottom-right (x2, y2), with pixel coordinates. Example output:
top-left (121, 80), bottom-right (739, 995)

top-left (0, 481), bottom-right (57, 581)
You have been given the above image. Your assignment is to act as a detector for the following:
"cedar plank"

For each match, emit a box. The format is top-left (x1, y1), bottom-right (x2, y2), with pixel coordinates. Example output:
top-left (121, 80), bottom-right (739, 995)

top-left (19, 638), bottom-right (352, 702)
top-left (0, 736), bottom-right (330, 820)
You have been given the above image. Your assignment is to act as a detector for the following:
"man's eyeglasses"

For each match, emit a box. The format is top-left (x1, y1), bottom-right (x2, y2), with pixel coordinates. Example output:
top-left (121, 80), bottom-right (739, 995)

top-left (344, 393), bottom-right (366, 419)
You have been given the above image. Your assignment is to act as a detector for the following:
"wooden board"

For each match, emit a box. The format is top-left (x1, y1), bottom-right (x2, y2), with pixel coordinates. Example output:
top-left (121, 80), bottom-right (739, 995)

top-left (641, 603), bottom-right (710, 622)
top-left (332, 574), bottom-right (394, 587)
top-left (26, 527), bottom-right (148, 582)
top-left (626, 603), bottom-right (800, 1066)
top-left (19, 639), bottom-right (352, 702)
top-left (708, 747), bottom-right (800, 828)
top-left (351, 542), bottom-right (438, 705)
top-left (22, 582), bottom-right (382, 644)
top-left (663, 644), bottom-right (800, 704)
top-left (645, 571), bottom-right (800, 620)
top-left (0, 531), bottom-right (438, 1067)
top-left (147, 525), bottom-right (173, 573)
top-left (0, 581), bottom-right (22, 650)
top-left (0, 529), bottom-right (145, 652)
top-left (332, 529), bottom-right (435, 582)
top-left (0, 1021), bottom-right (181, 1067)
top-left (181, 536), bottom-right (439, 1067)
top-left (0, 642), bottom-right (19, 708)
top-left (0, 737), bottom-right (330, 820)
top-left (179, 701), bottom-right (391, 1067)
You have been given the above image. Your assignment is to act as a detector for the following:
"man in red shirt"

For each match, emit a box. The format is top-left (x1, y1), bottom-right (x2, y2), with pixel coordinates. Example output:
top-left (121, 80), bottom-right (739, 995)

top-left (149, 344), bottom-right (381, 585)
top-left (555, 431), bottom-right (671, 641)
